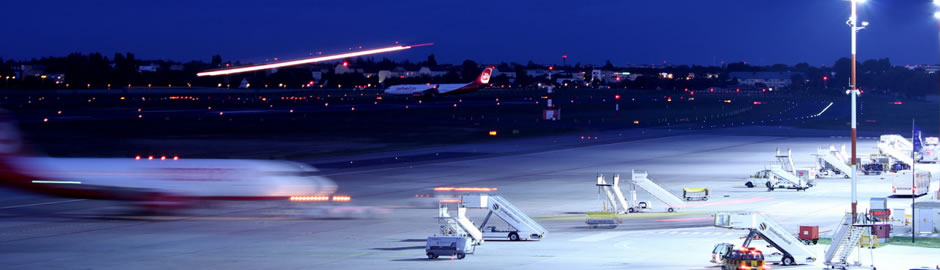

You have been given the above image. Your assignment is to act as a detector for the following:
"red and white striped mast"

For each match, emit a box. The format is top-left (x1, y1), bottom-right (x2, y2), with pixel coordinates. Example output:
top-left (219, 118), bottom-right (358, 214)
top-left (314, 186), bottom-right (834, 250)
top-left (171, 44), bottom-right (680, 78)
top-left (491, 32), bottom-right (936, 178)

top-left (847, 0), bottom-right (868, 220)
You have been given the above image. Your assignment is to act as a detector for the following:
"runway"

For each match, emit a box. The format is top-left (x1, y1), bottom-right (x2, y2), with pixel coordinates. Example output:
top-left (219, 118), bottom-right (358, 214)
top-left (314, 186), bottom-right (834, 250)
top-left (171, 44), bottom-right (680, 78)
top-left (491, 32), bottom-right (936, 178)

top-left (0, 127), bottom-right (936, 269)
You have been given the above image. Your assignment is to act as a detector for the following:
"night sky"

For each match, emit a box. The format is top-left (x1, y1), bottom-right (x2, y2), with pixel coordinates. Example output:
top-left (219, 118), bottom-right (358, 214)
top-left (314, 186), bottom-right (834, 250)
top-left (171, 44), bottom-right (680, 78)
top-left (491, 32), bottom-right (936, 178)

top-left (3, 0), bottom-right (939, 66)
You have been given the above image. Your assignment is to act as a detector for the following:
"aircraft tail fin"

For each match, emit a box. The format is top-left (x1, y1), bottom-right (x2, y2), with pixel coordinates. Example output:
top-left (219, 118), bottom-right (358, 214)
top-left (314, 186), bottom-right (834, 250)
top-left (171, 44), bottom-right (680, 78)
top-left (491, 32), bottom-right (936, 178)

top-left (474, 65), bottom-right (495, 85)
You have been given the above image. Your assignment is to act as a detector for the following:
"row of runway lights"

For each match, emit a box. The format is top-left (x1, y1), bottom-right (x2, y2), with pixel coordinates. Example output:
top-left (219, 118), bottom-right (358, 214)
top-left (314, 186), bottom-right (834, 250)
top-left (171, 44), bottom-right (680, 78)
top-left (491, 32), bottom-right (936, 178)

top-left (39, 95), bottom-right (814, 123)
top-left (289, 195), bottom-right (351, 202)
top-left (135, 155), bottom-right (179, 161)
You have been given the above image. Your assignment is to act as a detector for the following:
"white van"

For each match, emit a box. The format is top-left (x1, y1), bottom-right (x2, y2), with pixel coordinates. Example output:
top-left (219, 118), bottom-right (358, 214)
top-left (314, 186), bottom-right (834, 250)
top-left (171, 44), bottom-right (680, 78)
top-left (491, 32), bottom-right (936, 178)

top-left (892, 170), bottom-right (931, 197)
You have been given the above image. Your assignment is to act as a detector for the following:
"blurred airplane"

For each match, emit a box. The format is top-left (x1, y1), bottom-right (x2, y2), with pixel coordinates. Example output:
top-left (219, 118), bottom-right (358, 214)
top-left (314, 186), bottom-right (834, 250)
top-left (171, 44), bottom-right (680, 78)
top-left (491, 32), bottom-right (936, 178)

top-left (384, 65), bottom-right (494, 97)
top-left (0, 113), bottom-right (337, 211)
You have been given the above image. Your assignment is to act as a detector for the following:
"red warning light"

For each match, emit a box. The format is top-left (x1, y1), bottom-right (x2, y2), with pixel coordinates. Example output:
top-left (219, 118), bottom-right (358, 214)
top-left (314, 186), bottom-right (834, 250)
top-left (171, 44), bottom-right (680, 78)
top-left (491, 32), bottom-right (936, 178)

top-left (342, 61), bottom-right (349, 67)
top-left (614, 94), bottom-right (621, 100)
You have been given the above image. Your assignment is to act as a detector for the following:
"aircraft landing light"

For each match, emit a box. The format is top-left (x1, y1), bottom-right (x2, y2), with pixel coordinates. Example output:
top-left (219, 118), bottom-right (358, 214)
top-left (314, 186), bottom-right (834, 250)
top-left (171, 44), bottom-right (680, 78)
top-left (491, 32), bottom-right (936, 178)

top-left (32, 180), bottom-right (82, 184)
top-left (197, 44), bottom-right (432, 77)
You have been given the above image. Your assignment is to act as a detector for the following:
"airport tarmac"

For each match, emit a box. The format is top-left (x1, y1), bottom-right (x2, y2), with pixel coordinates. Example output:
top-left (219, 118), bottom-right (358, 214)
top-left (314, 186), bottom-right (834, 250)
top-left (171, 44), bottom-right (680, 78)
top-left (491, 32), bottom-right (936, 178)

top-left (0, 127), bottom-right (937, 269)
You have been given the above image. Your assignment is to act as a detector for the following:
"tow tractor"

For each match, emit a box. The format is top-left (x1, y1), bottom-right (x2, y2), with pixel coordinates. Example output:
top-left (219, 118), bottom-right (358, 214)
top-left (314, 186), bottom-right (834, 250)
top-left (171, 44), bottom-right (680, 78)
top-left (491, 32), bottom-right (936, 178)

top-left (711, 243), bottom-right (734, 264)
top-left (719, 246), bottom-right (769, 270)
top-left (713, 241), bottom-right (789, 267)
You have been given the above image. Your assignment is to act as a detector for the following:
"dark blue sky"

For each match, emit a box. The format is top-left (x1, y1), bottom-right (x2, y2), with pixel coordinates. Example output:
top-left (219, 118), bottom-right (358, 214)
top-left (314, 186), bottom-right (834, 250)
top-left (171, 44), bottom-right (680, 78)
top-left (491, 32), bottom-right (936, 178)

top-left (2, 0), bottom-right (939, 66)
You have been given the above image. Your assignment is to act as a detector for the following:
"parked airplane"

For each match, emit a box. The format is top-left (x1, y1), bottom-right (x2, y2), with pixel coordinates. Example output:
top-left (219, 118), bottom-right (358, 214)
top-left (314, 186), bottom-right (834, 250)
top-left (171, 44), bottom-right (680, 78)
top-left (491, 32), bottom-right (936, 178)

top-left (0, 113), bottom-right (337, 210)
top-left (384, 65), bottom-right (494, 96)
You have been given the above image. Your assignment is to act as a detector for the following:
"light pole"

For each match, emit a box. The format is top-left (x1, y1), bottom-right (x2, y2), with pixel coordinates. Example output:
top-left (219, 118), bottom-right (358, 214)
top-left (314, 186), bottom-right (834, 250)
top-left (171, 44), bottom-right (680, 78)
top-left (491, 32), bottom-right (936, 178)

top-left (846, 0), bottom-right (868, 221)
top-left (934, 0), bottom-right (940, 142)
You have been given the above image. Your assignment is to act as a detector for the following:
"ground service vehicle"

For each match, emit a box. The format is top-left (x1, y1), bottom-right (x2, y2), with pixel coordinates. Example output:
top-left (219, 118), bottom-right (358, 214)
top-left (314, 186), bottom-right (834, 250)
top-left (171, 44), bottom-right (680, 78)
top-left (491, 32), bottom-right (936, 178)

top-left (892, 170), bottom-right (931, 197)
top-left (425, 236), bottom-right (473, 259)
top-left (921, 137), bottom-right (939, 163)
top-left (584, 211), bottom-right (621, 229)
top-left (722, 247), bottom-right (768, 270)
top-left (711, 243), bottom-right (733, 264)
top-left (745, 170), bottom-right (770, 188)
top-left (863, 163), bottom-right (884, 175)
top-left (683, 188), bottom-right (710, 201)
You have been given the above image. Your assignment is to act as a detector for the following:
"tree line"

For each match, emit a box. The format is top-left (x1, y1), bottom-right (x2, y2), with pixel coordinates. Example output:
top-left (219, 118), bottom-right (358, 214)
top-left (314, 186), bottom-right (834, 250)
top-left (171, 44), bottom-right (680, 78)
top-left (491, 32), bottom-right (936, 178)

top-left (0, 53), bottom-right (936, 98)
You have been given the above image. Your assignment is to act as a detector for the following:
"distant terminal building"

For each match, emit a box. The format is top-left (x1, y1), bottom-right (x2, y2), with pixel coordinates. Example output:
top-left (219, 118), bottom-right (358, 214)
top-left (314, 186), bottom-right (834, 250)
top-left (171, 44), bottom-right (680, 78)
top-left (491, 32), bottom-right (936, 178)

top-left (138, 63), bottom-right (160, 72)
top-left (417, 66), bottom-right (448, 77)
top-left (728, 71), bottom-right (804, 89)
top-left (492, 67), bottom-right (516, 79)
top-left (13, 64), bottom-right (46, 78)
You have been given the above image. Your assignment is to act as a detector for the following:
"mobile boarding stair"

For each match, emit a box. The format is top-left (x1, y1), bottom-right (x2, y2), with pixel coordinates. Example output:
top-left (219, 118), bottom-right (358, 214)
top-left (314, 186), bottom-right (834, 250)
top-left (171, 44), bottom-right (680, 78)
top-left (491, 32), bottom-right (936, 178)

top-left (629, 170), bottom-right (686, 212)
top-left (438, 203), bottom-right (484, 246)
top-left (766, 149), bottom-right (815, 191)
top-left (714, 212), bottom-right (817, 266)
top-left (594, 171), bottom-right (687, 213)
top-left (877, 134), bottom-right (914, 166)
top-left (596, 173), bottom-right (632, 214)
top-left (461, 194), bottom-right (547, 241)
top-left (817, 145), bottom-right (853, 178)
top-left (823, 213), bottom-right (874, 270)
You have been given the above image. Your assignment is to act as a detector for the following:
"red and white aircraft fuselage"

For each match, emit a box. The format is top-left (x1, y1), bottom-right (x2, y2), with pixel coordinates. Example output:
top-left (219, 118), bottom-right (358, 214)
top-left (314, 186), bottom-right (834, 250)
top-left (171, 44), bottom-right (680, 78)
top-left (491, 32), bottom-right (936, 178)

top-left (384, 65), bottom-right (494, 96)
top-left (0, 119), bottom-right (337, 208)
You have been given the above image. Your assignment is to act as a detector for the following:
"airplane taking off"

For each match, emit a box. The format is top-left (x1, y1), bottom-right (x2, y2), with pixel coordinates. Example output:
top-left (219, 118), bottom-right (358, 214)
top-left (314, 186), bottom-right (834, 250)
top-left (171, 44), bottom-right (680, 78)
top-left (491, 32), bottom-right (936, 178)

top-left (384, 65), bottom-right (494, 96)
top-left (0, 113), bottom-right (337, 210)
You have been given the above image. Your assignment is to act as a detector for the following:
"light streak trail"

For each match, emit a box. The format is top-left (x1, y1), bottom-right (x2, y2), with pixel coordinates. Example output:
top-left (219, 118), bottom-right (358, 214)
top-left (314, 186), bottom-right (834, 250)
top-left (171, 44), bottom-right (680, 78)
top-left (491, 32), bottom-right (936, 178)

top-left (197, 43), bottom-right (432, 77)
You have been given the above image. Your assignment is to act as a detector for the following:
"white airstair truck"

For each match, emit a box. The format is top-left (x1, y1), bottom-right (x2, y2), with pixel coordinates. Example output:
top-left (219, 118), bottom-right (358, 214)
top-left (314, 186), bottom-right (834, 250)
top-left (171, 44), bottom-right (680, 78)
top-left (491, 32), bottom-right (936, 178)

top-left (628, 170), bottom-right (686, 213)
top-left (877, 134), bottom-right (915, 166)
top-left (765, 149), bottom-right (815, 191)
top-left (595, 173), bottom-right (652, 214)
top-left (817, 145), bottom-right (853, 178)
top-left (714, 212), bottom-right (818, 266)
top-left (430, 203), bottom-right (483, 259)
top-left (461, 194), bottom-right (547, 241)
